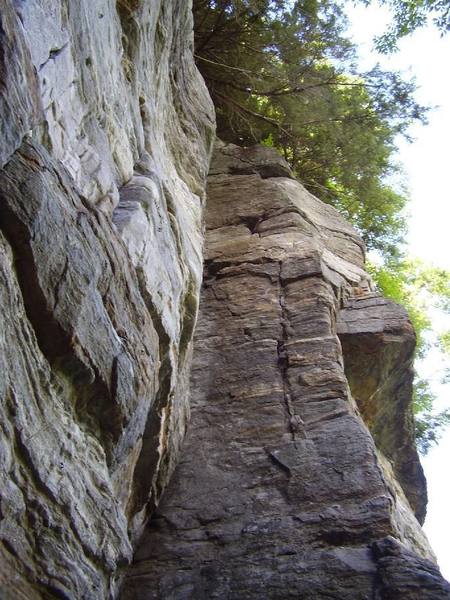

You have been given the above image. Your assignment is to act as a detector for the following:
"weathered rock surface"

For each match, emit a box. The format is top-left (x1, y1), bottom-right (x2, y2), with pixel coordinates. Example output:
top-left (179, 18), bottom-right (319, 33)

top-left (373, 536), bottom-right (450, 599)
top-left (337, 295), bottom-right (427, 524)
top-left (1, 0), bottom-right (449, 596)
top-left (121, 142), bottom-right (450, 599)
top-left (0, 1), bottom-right (214, 597)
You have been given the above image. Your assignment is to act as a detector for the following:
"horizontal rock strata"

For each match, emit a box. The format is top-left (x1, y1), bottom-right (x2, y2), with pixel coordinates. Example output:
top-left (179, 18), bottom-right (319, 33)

top-left (337, 294), bottom-right (427, 524)
top-left (121, 142), bottom-right (450, 599)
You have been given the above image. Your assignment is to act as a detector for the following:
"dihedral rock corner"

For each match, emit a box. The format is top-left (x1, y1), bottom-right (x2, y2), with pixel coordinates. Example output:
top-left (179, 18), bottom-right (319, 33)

top-left (0, 2), bottom-right (449, 599)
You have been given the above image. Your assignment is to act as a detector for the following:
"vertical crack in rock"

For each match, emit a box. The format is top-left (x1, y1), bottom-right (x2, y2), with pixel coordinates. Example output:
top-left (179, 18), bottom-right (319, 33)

top-left (120, 141), bottom-right (450, 599)
top-left (276, 261), bottom-right (306, 445)
top-left (127, 268), bottom-right (173, 530)
top-left (276, 264), bottom-right (294, 442)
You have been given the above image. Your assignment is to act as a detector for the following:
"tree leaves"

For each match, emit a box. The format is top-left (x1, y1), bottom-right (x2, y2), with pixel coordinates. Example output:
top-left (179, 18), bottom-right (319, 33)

top-left (371, 0), bottom-right (450, 52)
top-left (193, 0), bottom-right (427, 258)
top-left (370, 257), bottom-right (450, 453)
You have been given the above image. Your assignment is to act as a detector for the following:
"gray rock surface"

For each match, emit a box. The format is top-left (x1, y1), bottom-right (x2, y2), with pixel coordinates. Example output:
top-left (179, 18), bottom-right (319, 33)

top-left (373, 536), bottom-right (450, 599)
top-left (337, 295), bottom-right (427, 524)
top-left (0, 1), bottom-right (214, 597)
top-left (121, 142), bottom-right (449, 599)
top-left (0, 1), bottom-right (42, 168)
top-left (1, 0), bottom-right (449, 596)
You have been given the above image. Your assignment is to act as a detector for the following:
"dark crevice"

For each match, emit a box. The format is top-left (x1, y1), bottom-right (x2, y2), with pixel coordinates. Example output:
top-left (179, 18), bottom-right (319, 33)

top-left (267, 450), bottom-right (291, 477)
top-left (0, 144), bottom-right (127, 460)
top-left (204, 255), bottom-right (278, 279)
top-left (38, 42), bottom-right (70, 70)
top-left (116, 1), bottom-right (144, 84)
top-left (0, 193), bottom-right (75, 367)
top-left (240, 214), bottom-right (261, 233)
top-left (219, 147), bottom-right (294, 179)
top-left (128, 267), bottom-right (173, 520)
top-left (178, 276), bottom-right (199, 365)
top-left (277, 261), bottom-right (304, 443)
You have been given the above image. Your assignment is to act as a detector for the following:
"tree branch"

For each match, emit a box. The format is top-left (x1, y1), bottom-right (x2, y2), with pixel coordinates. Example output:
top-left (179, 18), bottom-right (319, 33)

top-left (213, 90), bottom-right (294, 139)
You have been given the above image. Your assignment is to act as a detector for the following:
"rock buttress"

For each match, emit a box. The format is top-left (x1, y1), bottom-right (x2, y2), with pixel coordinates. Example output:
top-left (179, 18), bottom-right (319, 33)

top-left (0, 1), bottom-right (214, 598)
top-left (121, 142), bottom-right (450, 599)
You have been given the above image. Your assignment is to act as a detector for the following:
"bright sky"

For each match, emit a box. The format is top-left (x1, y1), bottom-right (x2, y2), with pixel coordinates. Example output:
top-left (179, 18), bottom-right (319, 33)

top-left (346, 2), bottom-right (450, 579)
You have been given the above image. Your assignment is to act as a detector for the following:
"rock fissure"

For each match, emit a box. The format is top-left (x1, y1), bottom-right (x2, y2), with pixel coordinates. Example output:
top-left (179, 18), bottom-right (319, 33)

top-left (38, 42), bottom-right (70, 71)
top-left (1, 3), bottom-right (450, 598)
top-left (127, 268), bottom-right (174, 523)
top-left (277, 261), bottom-right (305, 444)
top-left (120, 141), bottom-right (450, 599)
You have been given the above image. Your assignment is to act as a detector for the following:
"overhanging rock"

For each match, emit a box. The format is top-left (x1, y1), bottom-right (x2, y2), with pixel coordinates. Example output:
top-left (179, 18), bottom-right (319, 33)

top-left (337, 294), bottom-right (427, 524)
top-left (121, 141), bottom-right (450, 599)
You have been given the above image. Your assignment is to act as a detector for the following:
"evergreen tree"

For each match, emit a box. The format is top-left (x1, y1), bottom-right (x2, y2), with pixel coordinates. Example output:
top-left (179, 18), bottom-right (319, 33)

top-left (193, 0), bottom-right (427, 256)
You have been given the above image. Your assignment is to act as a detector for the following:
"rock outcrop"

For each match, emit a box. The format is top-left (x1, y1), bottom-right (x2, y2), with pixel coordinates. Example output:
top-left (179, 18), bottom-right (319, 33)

top-left (338, 294), bottom-right (427, 524)
top-left (0, 1), bottom-right (214, 597)
top-left (121, 142), bottom-right (450, 599)
top-left (1, 2), bottom-right (449, 599)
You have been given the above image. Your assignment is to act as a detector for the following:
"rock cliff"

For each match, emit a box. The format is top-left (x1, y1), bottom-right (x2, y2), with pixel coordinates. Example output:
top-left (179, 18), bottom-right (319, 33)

top-left (0, 2), bottom-right (449, 599)
top-left (0, 1), bottom-right (213, 597)
top-left (121, 142), bottom-right (450, 599)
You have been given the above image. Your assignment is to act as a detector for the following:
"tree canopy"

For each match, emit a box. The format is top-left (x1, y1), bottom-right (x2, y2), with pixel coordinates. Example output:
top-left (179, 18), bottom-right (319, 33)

top-left (193, 0), bottom-right (427, 258)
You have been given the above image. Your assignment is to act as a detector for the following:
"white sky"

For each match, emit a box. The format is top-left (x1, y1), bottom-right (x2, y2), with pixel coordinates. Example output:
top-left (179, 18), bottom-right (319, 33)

top-left (346, 2), bottom-right (450, 580)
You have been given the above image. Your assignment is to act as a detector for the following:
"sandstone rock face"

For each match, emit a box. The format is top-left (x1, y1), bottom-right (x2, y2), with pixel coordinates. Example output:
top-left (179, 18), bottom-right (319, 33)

top-left (0, 1), bottom-right (214, 598)
top-left (121, 142), bottom-right (450, 599)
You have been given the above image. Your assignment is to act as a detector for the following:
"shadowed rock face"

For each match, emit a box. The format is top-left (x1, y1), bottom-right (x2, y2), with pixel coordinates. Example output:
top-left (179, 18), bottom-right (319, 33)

top-left (1, 1), bottom-right (449, 597)
top-left (0, 1), bottom-right (214, 597)
top-left (337, 295), bottom-right (427, 524)
top-left (121, 142), bottom-right (450, 599)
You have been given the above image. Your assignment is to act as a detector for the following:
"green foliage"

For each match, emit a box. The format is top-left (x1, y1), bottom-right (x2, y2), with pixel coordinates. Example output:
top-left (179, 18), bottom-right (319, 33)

top-left (370, 257), bottom-right (450, 452)
top-left (369, 258), bottom-right (450, 357)
top-left (193, 0), bottom-right (427, 258)
top-left (367, 0), bottom-right (450, 52)
top-left (438, 331), bottom-right (450, 385)
top-left (415, 406), bottom-right (450, 454)
top-left (412, 378), bottom-right (449, 456)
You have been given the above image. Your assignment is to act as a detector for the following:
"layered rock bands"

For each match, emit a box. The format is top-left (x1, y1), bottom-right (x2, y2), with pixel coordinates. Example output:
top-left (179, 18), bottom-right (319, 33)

top-left (0, 1), bottom-right (213, 597)
top-left (121, 142), bottom-right (450, 599)
top-left (1, 2), bottom-right (449, 599)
